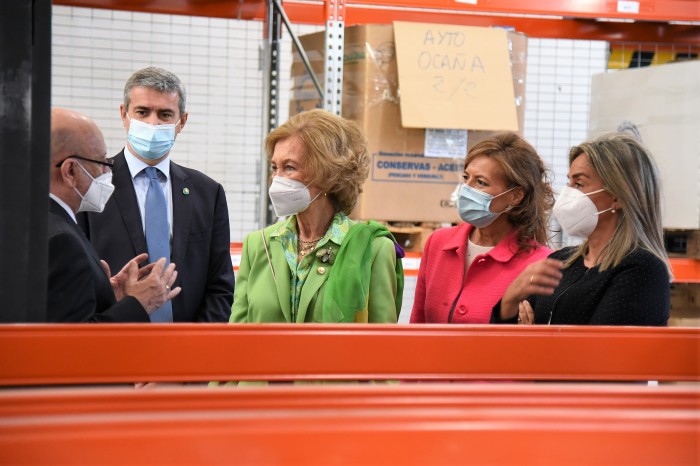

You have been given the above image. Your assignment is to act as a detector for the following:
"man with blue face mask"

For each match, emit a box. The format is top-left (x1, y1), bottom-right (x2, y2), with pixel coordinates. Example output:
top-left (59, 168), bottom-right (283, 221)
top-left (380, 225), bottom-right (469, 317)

top-left (79, 67), bottom-right (235, 323)
top-left (49, 108), bottom-right (181, 322)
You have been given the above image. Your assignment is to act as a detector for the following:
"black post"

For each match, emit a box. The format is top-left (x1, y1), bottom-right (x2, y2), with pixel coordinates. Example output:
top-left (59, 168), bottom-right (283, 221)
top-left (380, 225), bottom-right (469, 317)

top-left (0, 0), bottom-right (51, 322)
top-left (259, 0), bottom-right (283, 227)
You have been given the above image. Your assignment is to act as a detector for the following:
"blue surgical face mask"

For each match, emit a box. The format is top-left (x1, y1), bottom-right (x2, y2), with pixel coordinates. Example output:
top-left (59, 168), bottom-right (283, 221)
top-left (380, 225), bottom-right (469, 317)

top-left (457, 184), bottom-right (516, 228)
top-left (126, 114), bottom-right (179, 160)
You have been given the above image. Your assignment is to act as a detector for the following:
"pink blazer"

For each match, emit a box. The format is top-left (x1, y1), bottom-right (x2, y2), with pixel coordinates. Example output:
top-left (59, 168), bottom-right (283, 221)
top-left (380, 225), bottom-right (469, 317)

top-left (410, 223), bottom-right (552, 324)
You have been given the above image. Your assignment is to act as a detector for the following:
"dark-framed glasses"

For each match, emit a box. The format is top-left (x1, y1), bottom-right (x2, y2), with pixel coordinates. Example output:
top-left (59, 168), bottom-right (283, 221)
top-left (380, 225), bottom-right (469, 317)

top-left (55, 155), bottom-right (114, 171)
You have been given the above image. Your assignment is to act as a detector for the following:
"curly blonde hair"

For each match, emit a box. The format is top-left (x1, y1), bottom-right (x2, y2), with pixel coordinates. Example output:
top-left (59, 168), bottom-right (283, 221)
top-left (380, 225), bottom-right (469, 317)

top-left (465, 132), bottom-right (554, 253)
top-left (265, 109), bottom-right (370, 214)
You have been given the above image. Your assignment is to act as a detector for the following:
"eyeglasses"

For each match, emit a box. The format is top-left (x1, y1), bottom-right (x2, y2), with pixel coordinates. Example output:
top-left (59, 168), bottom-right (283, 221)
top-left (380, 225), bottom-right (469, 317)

top-left (55, 155), bottom-right (114, 171)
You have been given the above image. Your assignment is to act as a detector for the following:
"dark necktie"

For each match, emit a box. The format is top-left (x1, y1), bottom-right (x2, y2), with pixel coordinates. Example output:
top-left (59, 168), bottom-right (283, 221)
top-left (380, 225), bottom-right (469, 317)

top-left (144, 167), bottom-right (173, 322)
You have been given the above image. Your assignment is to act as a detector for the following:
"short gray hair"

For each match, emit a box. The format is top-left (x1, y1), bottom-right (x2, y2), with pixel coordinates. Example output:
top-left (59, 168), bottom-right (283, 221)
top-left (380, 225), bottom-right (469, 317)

top-left (123, 67), bottom-right (186, 116)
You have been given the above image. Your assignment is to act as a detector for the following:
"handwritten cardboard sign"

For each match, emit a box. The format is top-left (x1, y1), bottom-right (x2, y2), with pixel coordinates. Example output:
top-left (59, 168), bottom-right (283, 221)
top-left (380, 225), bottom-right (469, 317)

top-left (394, 21), bottom-right (518, 131)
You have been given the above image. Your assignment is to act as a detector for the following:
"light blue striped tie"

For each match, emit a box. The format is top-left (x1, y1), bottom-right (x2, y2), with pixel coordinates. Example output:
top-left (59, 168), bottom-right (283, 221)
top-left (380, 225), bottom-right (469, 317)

top-left (144, 167), bottom-right (173, 322)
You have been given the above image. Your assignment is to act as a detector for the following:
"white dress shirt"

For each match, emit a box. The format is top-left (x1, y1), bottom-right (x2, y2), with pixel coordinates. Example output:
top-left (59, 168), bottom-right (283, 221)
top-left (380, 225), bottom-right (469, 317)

top-left (49, 193), bottom-right (77, 223)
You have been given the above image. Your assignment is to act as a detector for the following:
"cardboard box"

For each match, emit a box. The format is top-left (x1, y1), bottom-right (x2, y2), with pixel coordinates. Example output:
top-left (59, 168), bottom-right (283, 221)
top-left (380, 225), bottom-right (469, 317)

top-left (387, 223), bottom-right (438, 253)
top-left (668, 283), bottom-right (700, 326)
top-left (589, 61), bottom-right (700, 230)
top-left (667, 317), bottom-right (700, 327)
top-left (670, 283), bottom-right (700, 312)
top-left (291, 24), bottom-right (527, 223)
top-left (665, 229), bottom-right (700, 258)
top-left (393, 22), bottom-right (518, 131)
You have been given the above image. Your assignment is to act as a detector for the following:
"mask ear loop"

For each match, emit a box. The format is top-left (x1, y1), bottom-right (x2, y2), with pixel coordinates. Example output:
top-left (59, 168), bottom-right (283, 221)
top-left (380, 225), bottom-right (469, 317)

top-left (584, 188), bottom-right (606, 197)
top-left (583, 188), bottom-right (613, 216)
top-left (294, 179), bottom-right (323, 207)
top-left (73, 160), bottom-right (96, 182)
top-left (491, 186), bottom-right (519, 214)
top-left (308, 190), bottom-right (323, 204)
top-left (491, 185), bottom-right (518, 200)
top-left (304, 175), bottom-right (324, 205)
top-left (71, 161), bottom-right (97, 209)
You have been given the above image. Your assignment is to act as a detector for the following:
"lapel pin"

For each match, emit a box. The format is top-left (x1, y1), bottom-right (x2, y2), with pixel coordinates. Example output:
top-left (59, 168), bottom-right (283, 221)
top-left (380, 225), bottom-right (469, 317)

top-left (182, 188), bottom-right (190, 195)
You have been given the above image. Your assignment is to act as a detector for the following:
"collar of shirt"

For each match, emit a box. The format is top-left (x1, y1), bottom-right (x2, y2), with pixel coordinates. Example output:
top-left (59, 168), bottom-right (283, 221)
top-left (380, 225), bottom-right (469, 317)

top-left (49, 193), bottom-right (77, 223)
top-left (444, 223), bottom-right (522, 264)
top-left (270, 211), bottom-right (350, 248)
top-left (123, 146), bottom-right (171, 181)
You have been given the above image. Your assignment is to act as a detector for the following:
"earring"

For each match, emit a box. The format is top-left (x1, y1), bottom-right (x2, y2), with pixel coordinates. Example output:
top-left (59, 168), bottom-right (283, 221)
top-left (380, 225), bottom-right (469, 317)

top-left (611, 208), bottom-right (616, 213)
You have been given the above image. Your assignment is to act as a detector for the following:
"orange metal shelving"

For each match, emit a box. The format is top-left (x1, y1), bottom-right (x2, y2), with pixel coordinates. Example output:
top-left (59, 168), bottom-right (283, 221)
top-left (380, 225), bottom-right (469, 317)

top-left (54, 0), bottom-right (700, 44)
top-left (670, 257), bottom-right (700, 283)
top-left (231, 243), bottom-right (700, 281)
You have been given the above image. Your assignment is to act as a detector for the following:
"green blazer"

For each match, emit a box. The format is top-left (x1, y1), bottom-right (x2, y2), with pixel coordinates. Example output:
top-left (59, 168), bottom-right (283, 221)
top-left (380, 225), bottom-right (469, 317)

top-left (231, 221), bottom-right (399, 323)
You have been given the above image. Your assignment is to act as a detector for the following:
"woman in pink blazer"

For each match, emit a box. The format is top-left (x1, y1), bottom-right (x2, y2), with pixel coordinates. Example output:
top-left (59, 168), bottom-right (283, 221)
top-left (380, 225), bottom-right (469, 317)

top-left (410, 133), bottom-right (554, 324)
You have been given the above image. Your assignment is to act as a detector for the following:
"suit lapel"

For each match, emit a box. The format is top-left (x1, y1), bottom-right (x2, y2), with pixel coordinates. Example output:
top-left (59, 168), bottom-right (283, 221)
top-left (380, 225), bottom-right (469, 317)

top-left (296, 244), bottom-right (336, 322)
top-left (50, 199), bottom-right (106, 277)
top-left (269, 236), bottom-right (293, 322)
top-left (170, 162), bottom-right (192, 266)
top-left (112, 152), bottom-right (148, 255)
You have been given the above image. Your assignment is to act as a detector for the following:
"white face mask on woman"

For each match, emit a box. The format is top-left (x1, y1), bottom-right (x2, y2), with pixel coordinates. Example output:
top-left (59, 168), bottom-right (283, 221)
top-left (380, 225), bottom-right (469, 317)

top-left (268, 176), bottom-right (321, 217)
top-left (553, 186), bottom-right (613, 239)
top-left (73, 162), bottom-right (115, 213)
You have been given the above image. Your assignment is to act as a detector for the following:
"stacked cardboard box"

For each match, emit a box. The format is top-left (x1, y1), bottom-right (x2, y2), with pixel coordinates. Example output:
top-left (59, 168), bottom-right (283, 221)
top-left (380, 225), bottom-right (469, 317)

top-left (669, 283), bottom-right (700, 326)
top-left (589, 60), bottom-right (700, 326)
top-left (290, 24), bottom-right (527, 223)
top-left (589, 60), bottom-right (700, 230)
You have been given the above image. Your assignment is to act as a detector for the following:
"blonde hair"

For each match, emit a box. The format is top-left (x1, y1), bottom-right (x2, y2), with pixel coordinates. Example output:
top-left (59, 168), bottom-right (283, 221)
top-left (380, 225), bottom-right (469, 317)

top-left (565, 132), bottom-right (671, 279)
top-left (465, 132), bottom-right (554, 253)
top-left (265, 109), bottom-right (370, 214)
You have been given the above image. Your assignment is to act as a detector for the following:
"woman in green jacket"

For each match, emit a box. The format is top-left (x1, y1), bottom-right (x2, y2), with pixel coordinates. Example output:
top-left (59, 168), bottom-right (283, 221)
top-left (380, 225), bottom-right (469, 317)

top-left (231, 109), bottom-right (403, 324)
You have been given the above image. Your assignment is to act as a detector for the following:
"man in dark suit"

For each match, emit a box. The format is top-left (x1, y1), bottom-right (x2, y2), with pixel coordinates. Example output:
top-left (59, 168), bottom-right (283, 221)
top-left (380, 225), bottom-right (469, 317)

top-left (48, 108), bottom-right (180, 322)
top-left (79, 67), bottom-right (234, 322)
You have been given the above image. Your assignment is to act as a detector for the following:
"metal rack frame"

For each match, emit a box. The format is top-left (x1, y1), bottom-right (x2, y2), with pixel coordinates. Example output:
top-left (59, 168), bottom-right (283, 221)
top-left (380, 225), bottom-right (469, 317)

top-left (258, 0), bottom-right (345, 224)
top-left (50, 0), bottom-right (700, 283)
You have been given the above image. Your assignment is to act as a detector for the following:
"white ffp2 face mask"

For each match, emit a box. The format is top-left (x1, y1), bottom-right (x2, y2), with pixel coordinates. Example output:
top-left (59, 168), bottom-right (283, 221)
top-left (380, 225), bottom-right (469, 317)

top-left (73, 162), bottom-right (115, 213)
top-left (553, 186), bottom-right (612, 239)
top-left (268, 176), bottom-right (321, 217)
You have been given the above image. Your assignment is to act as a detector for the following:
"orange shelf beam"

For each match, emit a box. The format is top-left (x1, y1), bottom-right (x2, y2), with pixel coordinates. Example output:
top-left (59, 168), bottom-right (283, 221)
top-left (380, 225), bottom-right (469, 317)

top-left (231, 243), bottom-right (700, 282)
top-left (54, 0), bottom-right (700, 44)
top-left (670, 257), bottom-right (700, 283)
top-left (1, 324), bottom-right (698, 384)
top-left (347, 0), bottom-right (700, 23)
